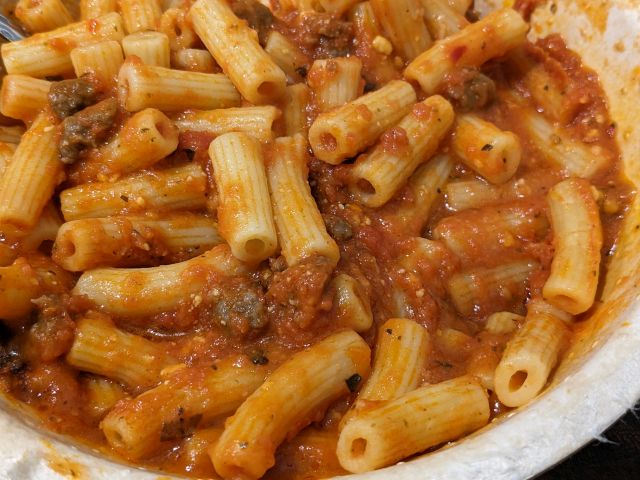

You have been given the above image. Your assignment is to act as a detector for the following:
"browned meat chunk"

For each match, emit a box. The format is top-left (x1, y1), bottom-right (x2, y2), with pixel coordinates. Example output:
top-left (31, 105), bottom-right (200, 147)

top-left (298, 13), bottom-right (353, 58)
top-left (230, 0), bottom-right (274, 45)
top-left (48, 77), bottom-right (98, 119)
top-left (58, 98), bottom-right (118, 164)
top-left (266, 256), bottom-right (334, 330)
top-left (444, 67), bottom-right (496, 111)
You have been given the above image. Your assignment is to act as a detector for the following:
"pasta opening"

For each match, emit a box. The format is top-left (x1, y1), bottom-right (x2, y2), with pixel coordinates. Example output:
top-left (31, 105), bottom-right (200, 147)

top-left (244, 238), bottom-right (266, 256)
top-left (350, 437), bottom-right (368, 457)
top-left (319, 133), bottom-right (337, 152)
top-left (508, 370), bottom-right (528, 391)
top-left (155, 119), bottom-right (172, 138)
top-left (257, 81), bottom-right (279, 97)
top-left (354, 178), bottom-right (376, 197)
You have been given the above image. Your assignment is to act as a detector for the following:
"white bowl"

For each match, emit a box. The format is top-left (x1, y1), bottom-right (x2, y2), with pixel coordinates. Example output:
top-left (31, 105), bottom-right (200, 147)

top-left (1, 0), bottom-right (639, 478)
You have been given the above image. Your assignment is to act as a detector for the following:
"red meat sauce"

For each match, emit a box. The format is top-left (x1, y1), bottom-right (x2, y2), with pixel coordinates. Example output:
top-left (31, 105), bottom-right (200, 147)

top-left (0, 9), bottom-right (634, 480)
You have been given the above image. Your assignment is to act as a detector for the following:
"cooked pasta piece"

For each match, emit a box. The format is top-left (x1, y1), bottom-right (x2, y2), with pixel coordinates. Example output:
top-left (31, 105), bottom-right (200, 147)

top-left (0, 75), bottom-right (51, 122)
top-left (160, 8), bottom-right (197, 51)
top-left (445, 173), bottom-right (557, 211)
top-left (405, 8), bottom-right (528, 95)
top-left (171, 49), bottom-right (217, 73)
top-left (122, 31), bottom-right (171, 67)
top-left (281, 83), bottom-right (310, 136)
top-left (70, 41), bottom-right (124, 88)
top-left (543, 178), bottom-right (602, 314)
top-left (331, 274), bottom-right (373, 332)
top-left (21, 202), bottom-right (63, 251)
top-left (523, 110), bottom-right (610, 179)
top-left (264, 31), bottom-right (309, 84)
top-left (80, 0), bottom-right (117, 19)
top-left (420, 0), bottom-right (468, 39)
top-left (447, 0), bottom-right (471, 13)
top-left (309, 80), bottom-right (416, 164)
top-left (447, 259), bottom-right (539, 316)
top-left (189, 0), bottom-right (287, 104)
top-left (0, 114), bottom-right (61, 232)
top-left (337, 376), bottom-right (489, 473)
top-left (173, 106), bottom-right (279, 142)
top-left (53, 214), bottom-right (223, 271)
top-left (82, 108), bottom-right (179, 177)
top-left (119, 61), bottom-right (241, 112)
top-left (317, 0), bottom-right (359, 15)
top-left (101, 356), bottom-right (268, 459)
top-left (370, 0), bottom-right (432, 60)
top-left (0, 142), bottom-right (17, 177)
top-left (66, 315), bottom-right (175, 389)
top-left (60, 163), bottom-right (207, 221)
top-left (119, 0), bottom-right (162, 34)
top-left (357, 318), bottom-right (429, 402)
top-left (212, 330), bottom-right (371, 480)
top-left (73, 244), bottom-right (248, 317)
top-left (84, 377), bottom-right (129, 420)
top-left (350, 95), bottom-right (454, 207)
top-left (15, 0), bottom-right (73, 33)
top-left (0, 125), bottom-right (25, 144)
top-left (386, 153), bottom-right (453, 234)
top-left (307, 57), bottom-right (362, 113)
top-left (451, 114), bottom-right (521, 184)
top-left (485, 311), bottom-right (524, 335)
top-left (1, 12), bottom-right (125, 77)
top-left (0, 257), bottom-right (42, 326)
top-left (432, 202), bottom-right (548, 261)
top-left (494, 299), bottom-right (570, 407)
top-left (265, 135), bottom-right (339, 267)
top-left (209, 132), bottom-right (277, 263)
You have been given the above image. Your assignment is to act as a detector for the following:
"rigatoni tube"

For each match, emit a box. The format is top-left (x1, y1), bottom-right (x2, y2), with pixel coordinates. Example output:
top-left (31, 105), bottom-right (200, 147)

top-left (209, 132), bottom-right (278, 263)
top-left (1, 12), bottom-right (125, 77)
top-left (173, 106), bottom-right (280, 143)
top-left (337, 376), bottom-right (489, 473)
top-left (212, 330), bottom-right (371, 480)
top-left (543, 178), bottom-right (602, 314)
top-left (370, 0), bottom-right (432, 60)
top-left (307, 57), bottom-right (362, 113)
top-left (53, 214), bottom-right (223, 271)
top-left (15, 0), bottom-right (73, 33)
top-left (72, 244), bottom-right (248, 318)
top-left (101, 356), bottom-right (268, 459)
top-left (119, 61), bottom-right (241, 112)
top-left (265, 135), bottom-right (339, 267)
top-left (447, 260), bottom-right (539, 316)
top-left (523, 110), bottom-right (610, 179)
top-left (494, 299), bottom-right (570, 407)
top-left (70, 40), bottom-right (124, 89)
top-left (0, 75), bottom-right (51, 122)
top-left (405, 8), bottom-right (527, 94)
top-left (66, 315), bottom-right (175, 389)
top-left (0, 114), bottom-right (62, 232)
top-left (309, 80), bottom-right (416, 164)
top-left (350, 95), bottom-right (454, 207)
top-left (331, 274), bottom-right (373, 332)
top-left (452, 114), bottom-right (521, 184)
top-left (189, 0), bottom-right (287, 105)
top-left (119, 0), bottom-right (161, 34)
top-left (122, 31), bottom-right (171, 67)
top-left (60, 163), bottom-right (208, 221)
top-left (358, 318), bottom-right (430, 402)
top-left (83, 108), bottom-right (179, 177)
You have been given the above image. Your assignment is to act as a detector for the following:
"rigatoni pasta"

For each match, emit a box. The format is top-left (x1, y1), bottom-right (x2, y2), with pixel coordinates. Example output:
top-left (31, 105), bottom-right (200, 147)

top-left (0, 3), bottom-right (633, 480)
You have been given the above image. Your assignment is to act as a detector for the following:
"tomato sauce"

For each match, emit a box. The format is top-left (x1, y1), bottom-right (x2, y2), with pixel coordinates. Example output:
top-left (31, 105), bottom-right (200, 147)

top-left (0, 3), bottom-right (634, 480)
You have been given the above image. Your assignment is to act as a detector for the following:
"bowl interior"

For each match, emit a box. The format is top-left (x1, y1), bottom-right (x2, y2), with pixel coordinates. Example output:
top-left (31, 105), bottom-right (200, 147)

top-left (1, 1), bottom-right (639, 479)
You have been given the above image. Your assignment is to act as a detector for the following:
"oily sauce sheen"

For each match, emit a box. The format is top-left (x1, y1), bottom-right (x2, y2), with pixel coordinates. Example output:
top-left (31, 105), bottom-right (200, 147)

top-left (0, 2), bottom-right (634, 480)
